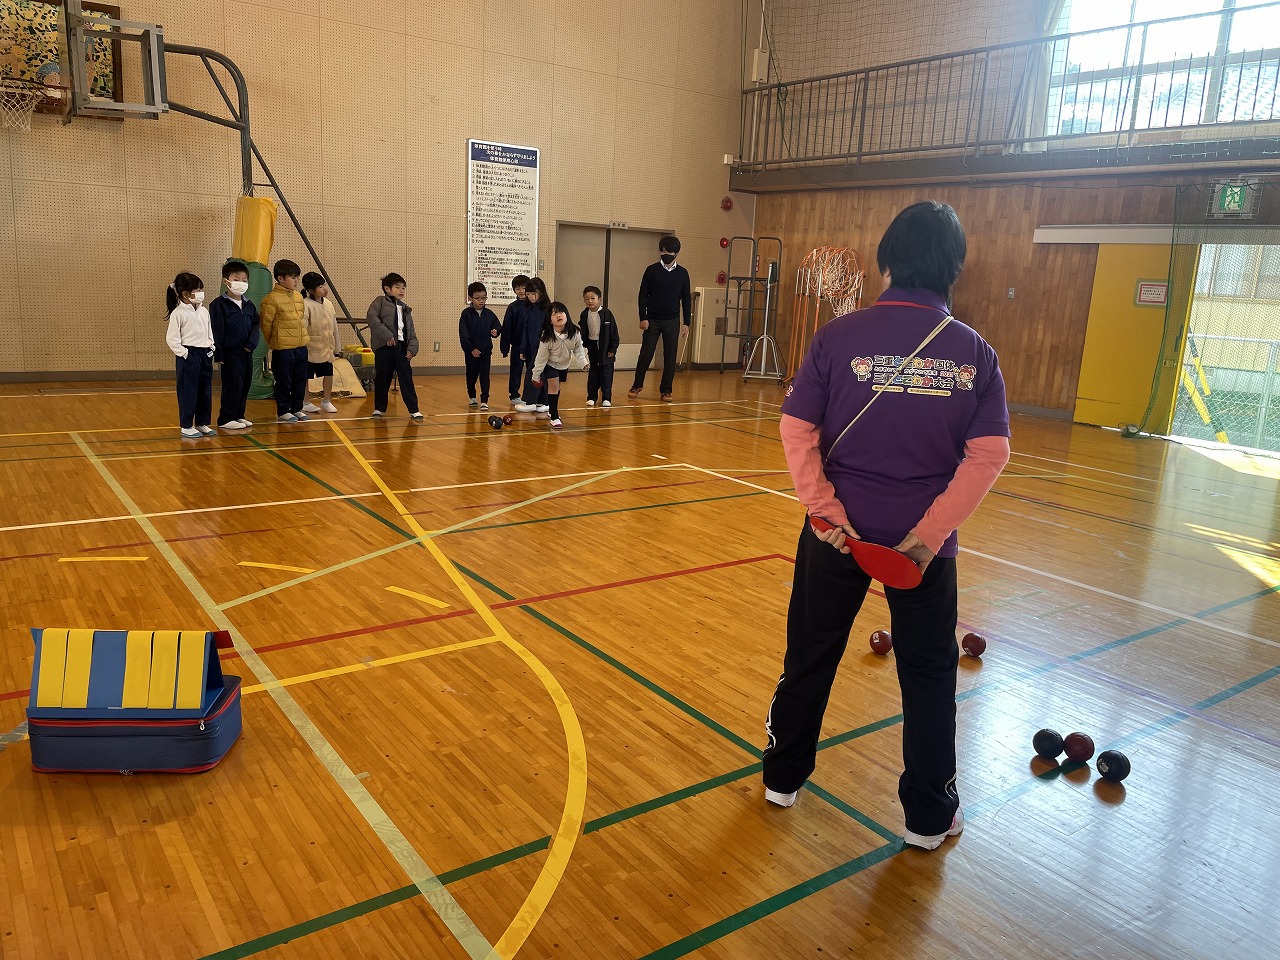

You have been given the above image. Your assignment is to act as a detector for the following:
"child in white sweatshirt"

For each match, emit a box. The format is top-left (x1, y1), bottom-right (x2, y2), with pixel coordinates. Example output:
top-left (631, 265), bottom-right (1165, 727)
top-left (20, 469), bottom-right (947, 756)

top-left (530, 301), bottom-right (590, 430)
top-left (165, 272), bottom-right (216, 438)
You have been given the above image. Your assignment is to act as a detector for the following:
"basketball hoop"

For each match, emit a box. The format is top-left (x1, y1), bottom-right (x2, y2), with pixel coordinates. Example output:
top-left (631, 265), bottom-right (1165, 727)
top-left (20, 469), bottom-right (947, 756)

top-left (0, 78), bottom-right (44, 132)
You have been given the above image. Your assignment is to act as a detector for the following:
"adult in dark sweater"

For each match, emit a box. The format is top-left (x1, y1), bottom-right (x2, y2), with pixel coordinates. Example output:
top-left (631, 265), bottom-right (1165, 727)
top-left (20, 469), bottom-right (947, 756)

top-left (459, 281), bottom-right (501, 409)
top-left (629, 235), bottom-right (691, 402)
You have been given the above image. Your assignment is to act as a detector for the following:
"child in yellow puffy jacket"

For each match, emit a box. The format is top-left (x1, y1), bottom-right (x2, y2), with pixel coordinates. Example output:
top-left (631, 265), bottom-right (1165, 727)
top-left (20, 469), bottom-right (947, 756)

top-left (259, 259), bottom-right (310, 422)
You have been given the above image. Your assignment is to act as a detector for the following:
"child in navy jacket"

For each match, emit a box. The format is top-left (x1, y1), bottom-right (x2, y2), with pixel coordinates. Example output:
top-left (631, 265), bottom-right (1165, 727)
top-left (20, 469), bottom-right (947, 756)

top-left (210, 260), bottom-right (260, 429)
top-left (580, 285), bottom-right (620, 407)
top-left (499, 274), bottom-right (530, 403)
top-left (459, 281), bottom-right (501, 410)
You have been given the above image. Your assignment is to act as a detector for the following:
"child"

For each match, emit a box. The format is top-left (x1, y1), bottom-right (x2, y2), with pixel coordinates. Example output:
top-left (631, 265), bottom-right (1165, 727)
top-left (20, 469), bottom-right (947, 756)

top-left (365, 272), bottom-right (423, 420)
top-left (209, 260), bottom-right (259, 430)
top-left (259, 259), bottom-right (311, 422)
top-left (459, 281), bottom-right (501, 411)
top-left (530, 301), bottom-right (589, 430)
top-left (165, 272), bottom-right (216, 438)
top-left (500, 274), bottom-right (530, 403)
top-left (302, 271), bottom-right (342, 414)
top-left (580, 285), bottom-right (620, 408)
top-left (514, 277), bottom-right (551, 414)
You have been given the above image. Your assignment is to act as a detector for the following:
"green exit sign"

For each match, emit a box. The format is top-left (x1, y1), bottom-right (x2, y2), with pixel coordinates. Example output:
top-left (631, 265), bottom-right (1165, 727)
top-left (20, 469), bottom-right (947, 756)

top-left (1207, 180), bottom-right (1259, 219)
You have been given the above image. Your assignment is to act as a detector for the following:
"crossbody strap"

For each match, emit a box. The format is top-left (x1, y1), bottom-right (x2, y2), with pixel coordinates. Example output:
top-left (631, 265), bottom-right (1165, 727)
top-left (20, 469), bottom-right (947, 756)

top-left (825, 312), bottom-right (953, 463)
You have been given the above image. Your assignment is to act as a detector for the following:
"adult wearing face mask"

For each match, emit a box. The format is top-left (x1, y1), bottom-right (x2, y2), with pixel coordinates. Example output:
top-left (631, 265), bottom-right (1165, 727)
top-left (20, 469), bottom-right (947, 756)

top-left (210, 259), bottom-right (260, 430)
top-left (629, 235), bottom-right (691, 403)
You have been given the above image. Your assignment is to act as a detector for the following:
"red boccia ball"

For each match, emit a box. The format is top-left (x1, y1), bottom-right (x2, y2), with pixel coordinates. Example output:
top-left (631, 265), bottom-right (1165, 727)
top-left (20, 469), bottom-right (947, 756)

top-left (961, 632), bottom-right (987, 657)
top-left (1063, 732), bottom-right (1095, 763)
top-left (869, 630), bottom-right (893, 655)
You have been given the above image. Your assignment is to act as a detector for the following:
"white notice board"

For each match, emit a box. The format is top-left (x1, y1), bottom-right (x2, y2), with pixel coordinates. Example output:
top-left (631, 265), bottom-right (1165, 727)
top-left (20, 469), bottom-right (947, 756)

top-left (467, 140), bottom-right (539, 304)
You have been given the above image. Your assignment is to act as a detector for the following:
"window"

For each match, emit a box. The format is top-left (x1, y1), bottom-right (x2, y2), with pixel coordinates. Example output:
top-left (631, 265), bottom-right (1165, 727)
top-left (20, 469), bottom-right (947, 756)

top-left (1047, 0), bottom-right (1280, 136)
top-left (1196, 244), bottom-right (1280, 301)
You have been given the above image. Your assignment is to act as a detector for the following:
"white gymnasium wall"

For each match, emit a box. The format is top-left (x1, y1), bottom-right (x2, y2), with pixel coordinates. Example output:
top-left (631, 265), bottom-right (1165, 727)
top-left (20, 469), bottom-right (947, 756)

top-left (0, 0), bottom-right (755, 376)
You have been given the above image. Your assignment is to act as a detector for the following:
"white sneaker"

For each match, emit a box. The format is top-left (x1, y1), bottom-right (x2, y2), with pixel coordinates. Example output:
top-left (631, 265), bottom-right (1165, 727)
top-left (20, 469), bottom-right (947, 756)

top-left (468, 397), bottom-right (478, 407)
top-left (765, 788), bottom-right (798, 808)
top-left (302, 402), bottom-right (321, 413)
top-left (371, 410), bottom-right (384, 418)
top-left (410, 411), bottom-right (424, 420)
top-left (535, 404), bottom-right (550, 413)
top-left (586, 399), bottom-right (595, 407)
top-left (293, 411), bottom-right (309, 421)
top-left (218, 420), bottom-right (246, 429)
top-left (239, 418), bottom-right (254, 428)
top-left (180, 427), bottom-right (201, 438)
top-left (278, 413), bottom-right (297, 422)
top-left (514, 402), bottom-right (538, 413)
top-left (480, 402), bottom-right (489, 411)
top-left (903, 808), bottom-right (965, 850)
top-left (321, 401), bottom-right (337, 413)
top-left (197, 425), bottom-right (216, 435)
top-left (602, 400), bottom-right (611, 408)
top-left (550, 418), bottom-right (563, 429)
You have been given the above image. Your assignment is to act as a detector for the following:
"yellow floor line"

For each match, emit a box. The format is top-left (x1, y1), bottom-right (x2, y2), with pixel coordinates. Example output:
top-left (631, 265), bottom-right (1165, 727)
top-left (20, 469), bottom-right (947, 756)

top-left (243, 636), bottom-right (500, 695)
top-left (385, 586), bottom-right (450, 609)
top-left (238, 561), bottom-right (316, 574)
top-left (328, 420), bottom-right (588, 960)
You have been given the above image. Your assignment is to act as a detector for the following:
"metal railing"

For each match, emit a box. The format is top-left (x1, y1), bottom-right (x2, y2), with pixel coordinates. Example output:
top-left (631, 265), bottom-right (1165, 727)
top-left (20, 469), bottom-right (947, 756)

top-left (739, 2), bottom-right (1280, 170)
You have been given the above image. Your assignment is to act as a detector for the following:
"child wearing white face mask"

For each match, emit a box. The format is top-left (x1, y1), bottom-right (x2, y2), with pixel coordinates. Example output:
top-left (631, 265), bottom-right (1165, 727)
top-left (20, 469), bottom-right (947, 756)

top-left (165, 271), bottom-right (216, 438)
top-left (210, 260), bottom-right (260, 430)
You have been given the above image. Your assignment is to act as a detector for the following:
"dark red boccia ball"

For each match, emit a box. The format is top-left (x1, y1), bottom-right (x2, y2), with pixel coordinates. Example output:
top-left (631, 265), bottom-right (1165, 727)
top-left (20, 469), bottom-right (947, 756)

top-left (1032, 728), bottom-right (1064, 760)
top-left (1063, 732), bottom-right (1095, 763)
top-left (961, 632), bottom-right (987, 657)
top-left (1096, 750), bottom-right (1131, 782)
top-left (869, 630), bottom-right (892, 655)
top-left (502, 414), bottom-right (514, 425)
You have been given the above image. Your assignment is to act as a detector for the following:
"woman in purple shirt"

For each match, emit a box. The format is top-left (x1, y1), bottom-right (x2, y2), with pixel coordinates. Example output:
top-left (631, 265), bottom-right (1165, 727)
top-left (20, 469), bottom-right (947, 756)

top-left (763, 201), bottom-right (1011, 850)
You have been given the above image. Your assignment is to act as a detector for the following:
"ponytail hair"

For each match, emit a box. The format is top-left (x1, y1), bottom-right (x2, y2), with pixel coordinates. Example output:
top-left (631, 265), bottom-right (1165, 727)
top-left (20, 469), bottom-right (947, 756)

top-left (166, 271), bottom-right (203, 317)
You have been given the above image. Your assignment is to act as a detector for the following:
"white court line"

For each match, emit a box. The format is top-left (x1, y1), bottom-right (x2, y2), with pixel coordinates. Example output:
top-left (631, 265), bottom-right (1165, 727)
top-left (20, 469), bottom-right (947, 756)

top-left (682, 462), bottom-right (1280, 649)
top-left (0, 466), bottom-right (684, 536)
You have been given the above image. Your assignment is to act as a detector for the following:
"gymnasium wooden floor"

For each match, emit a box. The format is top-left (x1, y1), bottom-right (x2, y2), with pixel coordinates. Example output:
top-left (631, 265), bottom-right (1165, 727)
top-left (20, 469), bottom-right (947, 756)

top-left (1, 371), bottom-right (1278, 959)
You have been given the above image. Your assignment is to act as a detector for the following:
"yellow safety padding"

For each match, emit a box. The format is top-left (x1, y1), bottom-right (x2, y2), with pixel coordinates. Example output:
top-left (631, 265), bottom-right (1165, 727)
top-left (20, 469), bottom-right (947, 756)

top-left (147, 631), bottom-right (180, 710)
top-left (175, 632), bottom-right (207, 709)
top-left (122, 630), bottom-right (154, 708)
top-left (35, 629), bottom-right (70, 708)
top-left (60, 629), bottom-right (95, 709)
top-left (231, 196), bottom-right (279, 265)
top-left (1181, 369), bottom-right (1213, 425)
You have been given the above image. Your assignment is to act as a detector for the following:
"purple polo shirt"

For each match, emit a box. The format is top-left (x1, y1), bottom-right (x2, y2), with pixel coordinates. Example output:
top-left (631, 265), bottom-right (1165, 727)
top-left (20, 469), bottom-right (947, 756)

top-left (781, 287), bottom-right (1009, 557)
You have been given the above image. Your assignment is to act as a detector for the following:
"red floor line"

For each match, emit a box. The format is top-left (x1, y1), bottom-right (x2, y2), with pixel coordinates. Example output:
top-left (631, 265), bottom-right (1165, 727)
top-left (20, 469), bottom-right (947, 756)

top-left (212, 554), bottom-right (788, 663)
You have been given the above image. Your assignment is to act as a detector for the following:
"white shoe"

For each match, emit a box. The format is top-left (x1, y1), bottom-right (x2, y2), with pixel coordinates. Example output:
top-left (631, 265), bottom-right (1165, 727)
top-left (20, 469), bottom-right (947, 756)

top-left (514, 402), bottom-right (537, 413)
top-left (197, 425), bottom-right (216, 435)
top-left (293, 411), bottom-right (309, 421)
top-left (410, 411), bottom-right (424, 420)
top-left (278, 413), bottom-right (297, 422)
top-left (371, 410), bottom-right (384, 418)
top-left (302, 402), bottom-right (321, 413)
top-left (586, 399), bottom-right (595, 407)
top-left (550, 418), bottom-right (563, 429)
top-left (468, 397), bottom-right (478, 407)
top-left (239, 418), bottom-right (254, 428)
top-left (602, 400), bottom-right (611, 408)
top-left (535, 404), bottom-right (550, 413)
top-left (904, 808), bottom-right (965, 850)
top-left (765, 788), bottom-right (798, 808)
top-left (321, 401), bottom-right (337, 413)
top-left (180, 427), bottom-right (201, 438)
top-left (218, 420), bottom-right (246, 429)
top-left (480, 402), bottom-right (489, 411)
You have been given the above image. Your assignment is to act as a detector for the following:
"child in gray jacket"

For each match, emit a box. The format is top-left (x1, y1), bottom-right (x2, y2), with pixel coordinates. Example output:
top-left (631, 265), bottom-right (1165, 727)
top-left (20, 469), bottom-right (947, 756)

top-left (530, 301), bottom-right (590, 430)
